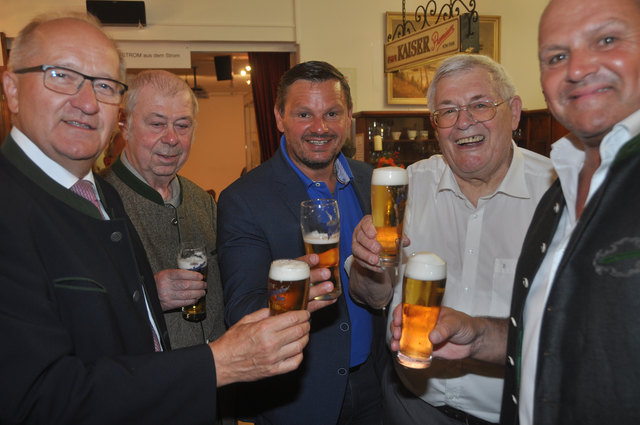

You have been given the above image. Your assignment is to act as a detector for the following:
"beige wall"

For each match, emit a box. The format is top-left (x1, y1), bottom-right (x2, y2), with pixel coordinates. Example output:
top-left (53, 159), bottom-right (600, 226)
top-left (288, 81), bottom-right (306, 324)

top-left (1, 0), bottom-right (550, 194)
top-left (181, 94), bottom-right (247, 198)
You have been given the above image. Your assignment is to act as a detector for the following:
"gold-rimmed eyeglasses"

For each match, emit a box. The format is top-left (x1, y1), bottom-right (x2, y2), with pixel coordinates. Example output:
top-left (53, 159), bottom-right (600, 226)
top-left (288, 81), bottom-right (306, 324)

top-left (432, 99), bottom-right (510, 128)
top-left (14, 65), bottom-right (128, 105)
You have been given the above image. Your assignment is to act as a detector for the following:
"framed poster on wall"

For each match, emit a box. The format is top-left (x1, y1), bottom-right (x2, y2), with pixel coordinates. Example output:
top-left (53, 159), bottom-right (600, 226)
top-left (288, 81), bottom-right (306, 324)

top-left (385, 13), bottom-right (501, 105)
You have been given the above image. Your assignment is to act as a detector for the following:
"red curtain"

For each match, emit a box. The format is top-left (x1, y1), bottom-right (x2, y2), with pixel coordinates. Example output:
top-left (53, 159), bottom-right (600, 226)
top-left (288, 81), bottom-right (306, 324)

top-left (248, 52), bottom-right (290, 162)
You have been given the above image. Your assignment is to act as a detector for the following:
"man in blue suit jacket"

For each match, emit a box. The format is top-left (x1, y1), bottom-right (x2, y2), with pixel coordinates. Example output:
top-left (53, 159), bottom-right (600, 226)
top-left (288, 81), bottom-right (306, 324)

top-left (217, 61), bottom-right (385, 425)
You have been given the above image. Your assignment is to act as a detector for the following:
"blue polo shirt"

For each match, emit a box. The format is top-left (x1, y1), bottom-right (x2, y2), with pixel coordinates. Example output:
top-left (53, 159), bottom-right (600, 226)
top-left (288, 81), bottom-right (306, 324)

top-left (280, 136), bottom-right (372, 367)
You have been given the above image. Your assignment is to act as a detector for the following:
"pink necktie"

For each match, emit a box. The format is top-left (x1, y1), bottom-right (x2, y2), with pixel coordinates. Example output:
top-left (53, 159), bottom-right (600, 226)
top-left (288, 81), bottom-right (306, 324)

top-left (70, 180), bottom-right (104, 218)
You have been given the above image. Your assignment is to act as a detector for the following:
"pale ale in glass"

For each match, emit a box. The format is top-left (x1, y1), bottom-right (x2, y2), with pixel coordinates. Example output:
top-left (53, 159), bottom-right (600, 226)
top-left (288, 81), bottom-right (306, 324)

top-left (300, 199), bottom-right (342, 300)
top-left (371, 167), bottom-right (408, 266)
top-left (268, 259), bottom-right (310, 315)
top-left (397, 252), bottom-right (446, 369)
top-left (303, 231), bottom-right (342, 300)
top-left (177, 243), bottom-right (208, 322)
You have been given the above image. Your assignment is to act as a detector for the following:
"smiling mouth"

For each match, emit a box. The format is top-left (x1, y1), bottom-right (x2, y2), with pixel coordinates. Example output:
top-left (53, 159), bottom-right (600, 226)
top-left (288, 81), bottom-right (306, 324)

top-left (64, 120), bottom-right (95, 130)
top-left (569, 86), bottom-right (611, 101)
top-left (456, 135), bottom-right (485, 145)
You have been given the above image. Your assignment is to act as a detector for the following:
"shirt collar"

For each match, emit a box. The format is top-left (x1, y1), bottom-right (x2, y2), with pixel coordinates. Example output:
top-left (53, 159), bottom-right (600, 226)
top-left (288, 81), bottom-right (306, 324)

top-left (280, 135), bottom-right (352, 188)
top-left (121, 149), bottom-right (181, 206)
top-left (436, 141), bottom-right (530, 201)
top-left (10, 127), bottom-right (96, 188)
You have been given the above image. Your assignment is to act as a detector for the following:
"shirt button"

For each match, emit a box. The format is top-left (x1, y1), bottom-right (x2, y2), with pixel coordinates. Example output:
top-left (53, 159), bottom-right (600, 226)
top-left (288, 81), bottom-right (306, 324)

top-left (508, 355), bottom-right (515, 366)
top-left (132, 290), bottom-right (141, 302)
top-left (522, 277), bottom-right (529, 288)
top-left (512, 394), bottom-right (518, 405)
top-left (337, 368), bottom-right (347, 375)
top-left (340, 322), bottom-right (350, 332)
top-left (110, 232), bottom-right (122, 242)
top-left (171, 218), bottom-right (178, 225)
top-left (510, 317), bottom-right (517, 328)
top-left (540, 242), bottom-right (547, 253)
top-left (553, 203), bottom-right (560, 214)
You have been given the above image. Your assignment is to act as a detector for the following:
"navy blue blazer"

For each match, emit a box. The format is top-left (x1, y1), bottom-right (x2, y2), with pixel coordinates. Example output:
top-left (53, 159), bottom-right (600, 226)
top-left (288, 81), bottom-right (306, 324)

top-left (0, 136), bottom-right (218, 425)
top-left (217, 148), bottom-right (382, 425)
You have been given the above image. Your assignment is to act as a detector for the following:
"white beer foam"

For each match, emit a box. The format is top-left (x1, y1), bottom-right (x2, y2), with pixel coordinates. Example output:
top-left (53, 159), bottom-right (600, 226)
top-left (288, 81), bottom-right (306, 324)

top-left (178, 255), bottom-right (206, 270)
top-left (303, 230), bottom-right (340, 244)
top-left (405, 252), bottom-right (446, 280)
top-left (372, 166), bottom-right (408, 186)
top-left (270, 259), bottom-right (310, 281)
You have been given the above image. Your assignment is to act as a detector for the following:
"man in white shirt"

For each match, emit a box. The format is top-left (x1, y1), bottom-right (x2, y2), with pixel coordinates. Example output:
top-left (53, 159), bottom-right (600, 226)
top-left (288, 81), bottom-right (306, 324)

top-left (349, 54), bottom-right (555, 425)
top-left (0, 12), bottom-right (313, 424)
top-left (388, 0), bottom-right (640, 423)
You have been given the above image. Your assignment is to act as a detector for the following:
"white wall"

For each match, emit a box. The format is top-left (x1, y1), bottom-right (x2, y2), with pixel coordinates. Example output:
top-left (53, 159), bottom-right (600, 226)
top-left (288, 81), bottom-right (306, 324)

top-left (296, 0), bottom-right (548, 111)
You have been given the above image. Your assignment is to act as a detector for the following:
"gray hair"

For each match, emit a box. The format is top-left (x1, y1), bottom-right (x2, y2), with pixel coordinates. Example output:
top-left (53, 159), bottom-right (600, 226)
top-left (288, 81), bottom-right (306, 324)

top-left (8, 12), bottom-right (126, 81)
top-left (426, 54), bottom-right (517, 111)
top-left (123, 69), bottom-right (199, 117)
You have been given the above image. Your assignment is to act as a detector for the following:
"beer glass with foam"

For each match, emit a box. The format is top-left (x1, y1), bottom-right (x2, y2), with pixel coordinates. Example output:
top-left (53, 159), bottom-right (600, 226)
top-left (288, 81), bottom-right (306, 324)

top-left (397, 252), bottom-right (446, 369)
top-left (371, 166), bottom-right (408, 266)
top-left (268, 259), bottom-right (311, 315)
top-left (177, 242), bottom-right (208, 322)
top-left (300, 198), bottom-right (342, 300)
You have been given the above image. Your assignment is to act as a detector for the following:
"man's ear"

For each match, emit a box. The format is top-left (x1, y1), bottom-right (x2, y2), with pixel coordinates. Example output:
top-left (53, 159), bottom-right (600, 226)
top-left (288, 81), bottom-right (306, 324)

top-left (2, 71), bottom-right (20, 114)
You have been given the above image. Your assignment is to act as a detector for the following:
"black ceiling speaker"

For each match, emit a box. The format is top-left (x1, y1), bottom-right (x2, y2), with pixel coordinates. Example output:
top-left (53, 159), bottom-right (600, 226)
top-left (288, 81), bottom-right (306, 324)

top-left (86, 1), bottom-right (147, 26)
top-left (214, 55), bottom-right (233, 81)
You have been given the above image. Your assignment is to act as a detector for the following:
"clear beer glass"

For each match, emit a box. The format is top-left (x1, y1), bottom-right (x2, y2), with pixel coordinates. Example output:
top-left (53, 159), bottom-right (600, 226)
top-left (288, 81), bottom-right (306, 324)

top-left (397, 252), bottom-right (447, 369)
top-left (371, 166), bottom-right (408, 267)
top-left (300, 198), bottom-right (342, 300)
top-left (268, 259), bottom-right (310, 315)
top-left (177, 242), bottom-right (208, 322)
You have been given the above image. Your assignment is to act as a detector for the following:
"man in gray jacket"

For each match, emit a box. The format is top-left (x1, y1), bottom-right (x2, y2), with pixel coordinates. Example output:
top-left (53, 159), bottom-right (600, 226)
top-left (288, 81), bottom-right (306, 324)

top-left (103, 69), bottom-right (224, 349)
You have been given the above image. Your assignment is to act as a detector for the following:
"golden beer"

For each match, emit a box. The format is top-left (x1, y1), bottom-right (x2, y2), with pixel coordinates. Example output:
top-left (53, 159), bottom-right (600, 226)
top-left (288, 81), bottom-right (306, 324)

top-left (268, 259), bottom-right (310, 315)
top-left (300, 199), bottom-right (342, 300)
top-left (177, 246), bottom-right (208, 322)
top-left (397, 252), bottom-right (446, 369)
top-left (304, 231), bottom-right (342, 300)
top-left (371, 167), bottom-right (408, 266)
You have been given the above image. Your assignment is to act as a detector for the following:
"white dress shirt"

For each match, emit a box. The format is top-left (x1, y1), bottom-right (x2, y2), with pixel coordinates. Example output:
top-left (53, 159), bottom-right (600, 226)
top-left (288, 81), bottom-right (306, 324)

top-left (519, 108), bottom-right (640, 425)
top-left (387, 143), bottom-right (555, 423)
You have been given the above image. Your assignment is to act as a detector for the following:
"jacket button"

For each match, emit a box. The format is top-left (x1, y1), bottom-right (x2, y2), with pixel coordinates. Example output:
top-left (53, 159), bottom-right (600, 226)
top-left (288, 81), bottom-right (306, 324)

top-left (508, 355), bottom-right (515, 366)
top-left (512, 394), bottom-right (518, 405)
top-left (337, 368), bottom-right (347, 375)
top-left (110, 231), bottom-right (122, 242)
top-left (132, 290), bottom-right (141, 302)
top-left (540, 242), bottom-right (547, 253)
top-left (553, 202), bottom-right (560, 214)
top-left (510, 317), bottom-right (517, 328)
top-left (340, 322), bottom-right (350, 332)
top-left (522, 277), bottom-right (529, 288)
top-left (171, 218), bottom-right (178, 225)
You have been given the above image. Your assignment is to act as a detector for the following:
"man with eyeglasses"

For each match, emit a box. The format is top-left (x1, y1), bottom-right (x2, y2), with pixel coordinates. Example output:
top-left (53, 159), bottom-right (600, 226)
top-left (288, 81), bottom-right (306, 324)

top-left (0, 13), bottom-right (313, 424)
top-left (349, 54), bottom-right (555, 425)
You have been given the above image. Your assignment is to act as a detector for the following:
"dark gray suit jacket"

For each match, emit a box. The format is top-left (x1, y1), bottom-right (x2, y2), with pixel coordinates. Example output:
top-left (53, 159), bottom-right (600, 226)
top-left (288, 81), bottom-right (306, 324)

top-left (217, 147), bottom-right (383, 425)
top-left (0, 135), bottom-right (218, 425)
top-left (501, 133), bottom-right (640, 425)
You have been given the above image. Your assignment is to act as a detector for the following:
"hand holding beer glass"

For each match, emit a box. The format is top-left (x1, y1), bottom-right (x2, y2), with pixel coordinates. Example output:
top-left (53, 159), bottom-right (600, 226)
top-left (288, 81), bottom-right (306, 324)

top-left (300, 199), bottom-right (342, 300)
top-left (268, 259), bottom-right (311, 315)
top-left (371, 167), bottom-right (408, 267)
top-left (177, 242), bottom-right (208, 322)
top-left (397, 252), bottom-right (447, 369)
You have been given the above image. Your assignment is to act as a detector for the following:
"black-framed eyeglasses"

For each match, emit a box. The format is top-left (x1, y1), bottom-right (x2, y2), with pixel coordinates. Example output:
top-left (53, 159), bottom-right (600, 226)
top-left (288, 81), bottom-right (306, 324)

top-left (432, 99), bottom-right (510, 128)
top-left (14, 65), bottom-right (128, 105)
